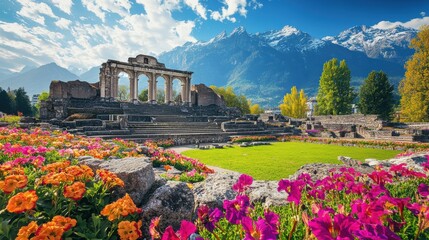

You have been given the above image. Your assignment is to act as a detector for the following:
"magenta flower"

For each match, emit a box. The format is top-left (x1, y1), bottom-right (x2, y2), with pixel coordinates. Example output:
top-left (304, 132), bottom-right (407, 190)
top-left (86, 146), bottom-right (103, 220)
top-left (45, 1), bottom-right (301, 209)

top-left (241, 216), bottom-right (278, 240)
top-left (418, 183), bottom-right (429, 198)
top-left (223, 195), bottom-right (251, 224)
top-left (233, 174), bottom-right (253, 194)
top-left (197, 205), bottom-right (223, 232)
top-left (263, 210), bottom-right (280, 234)
top-left (368, 170), bottom-right (393, 186)
top-left (354, 223), bottom-right (401, 240)
top-left (277, 179), bottom-right (305, 205)
top-left (308, 210), bottom-right (359, 240)
top-left (351, 199), bottom-right (386, 225)
top-left (161, 220), bottom-right (197, 240)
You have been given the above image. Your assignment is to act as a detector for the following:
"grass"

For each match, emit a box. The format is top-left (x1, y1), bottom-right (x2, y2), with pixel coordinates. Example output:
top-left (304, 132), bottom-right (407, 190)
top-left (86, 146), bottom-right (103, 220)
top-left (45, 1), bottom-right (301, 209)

top-left (181, 142), bottom-right (402, 180)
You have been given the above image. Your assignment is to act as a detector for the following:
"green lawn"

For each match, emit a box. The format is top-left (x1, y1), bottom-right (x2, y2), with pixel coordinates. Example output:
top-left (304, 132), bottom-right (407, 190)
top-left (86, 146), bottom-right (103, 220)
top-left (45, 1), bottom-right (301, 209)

top-left (181, 142), bottom-right (402, 180)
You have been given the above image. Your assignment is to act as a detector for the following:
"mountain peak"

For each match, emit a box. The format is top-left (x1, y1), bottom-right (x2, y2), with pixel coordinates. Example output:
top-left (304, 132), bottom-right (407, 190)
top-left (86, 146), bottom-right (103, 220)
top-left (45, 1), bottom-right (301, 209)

top-left (230, 26), bottom-right (247, 36)
top-left (279, 25), bottom-right (301, 36)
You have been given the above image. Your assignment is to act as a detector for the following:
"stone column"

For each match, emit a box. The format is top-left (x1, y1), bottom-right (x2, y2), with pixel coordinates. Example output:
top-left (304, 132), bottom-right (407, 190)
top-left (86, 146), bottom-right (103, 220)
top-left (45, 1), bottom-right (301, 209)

top-left (153, 74), bottom-right (157, 104)
top-left (148, 73), bottom-right (153, 103)
top-left (129, 73), bottom-right (134, 102)
top-left (180, 80), bottom-right (185, 104)
top-left (164, 76), bottom-right (171, 104)
top-left (187, 77), bottom-right (192, 106)
top-left (100, 68), bottom-right (105, 99)
top-left (133, 73), bottom-right (138, 103)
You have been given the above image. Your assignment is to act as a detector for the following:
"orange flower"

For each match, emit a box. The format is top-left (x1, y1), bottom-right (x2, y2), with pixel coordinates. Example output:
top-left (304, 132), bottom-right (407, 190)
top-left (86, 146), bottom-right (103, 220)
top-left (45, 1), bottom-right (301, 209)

top-left (16, 221), bottom-right (38, 240)
top-left (149, 217), bottom-right (161, 239)
top-left (96, 169), bottom-right (124, 189)
top-left (118, 220), bottom-right (142, 240)
top-left (0, 174), bottom-right (28, 193)
top-left (164, 165), bottom-right (172, 171)
top-left (52, 215), bottom-right (77, 232)
top-left (65, 165), bottom-right (94, 180)
top-left (64, 182), bottom-right (86, 201)
top-left (42, 172), bottom-right (74, 185)
top-left (101, 194), bottom-right (142, 221)
top-left (32, 222), bottom-right (64, 240)
top-left (6, 190), bottom-right (38, 213)
top-left (42, 161), bottom-right (71, 173)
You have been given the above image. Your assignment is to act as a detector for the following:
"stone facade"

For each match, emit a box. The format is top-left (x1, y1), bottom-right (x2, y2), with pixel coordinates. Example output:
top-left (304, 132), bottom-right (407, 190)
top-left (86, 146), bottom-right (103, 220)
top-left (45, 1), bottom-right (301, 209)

top-left (50, 80), bottom-right (98, 100)
top-left (311, 114), bottom-right (383, 130)
top-left (99, 54), bottom-right (193, 105)
top-left (191, 84), bottom-right (225, 107)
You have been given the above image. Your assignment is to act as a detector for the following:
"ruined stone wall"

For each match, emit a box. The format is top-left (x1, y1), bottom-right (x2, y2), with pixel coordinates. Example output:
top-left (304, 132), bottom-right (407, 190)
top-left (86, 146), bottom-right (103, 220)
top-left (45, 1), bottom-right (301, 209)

top-left (312, 114), bottom-right (382, 129)
top-left (50, 80), bottom-right (99, 100)
top-left (191, 84), bottom-right (225, 107)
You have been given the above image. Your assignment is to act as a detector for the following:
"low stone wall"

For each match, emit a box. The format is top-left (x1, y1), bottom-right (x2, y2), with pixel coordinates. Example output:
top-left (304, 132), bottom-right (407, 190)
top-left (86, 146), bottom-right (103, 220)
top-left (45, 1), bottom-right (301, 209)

top-left (312, 114), bottom-right (382, 129)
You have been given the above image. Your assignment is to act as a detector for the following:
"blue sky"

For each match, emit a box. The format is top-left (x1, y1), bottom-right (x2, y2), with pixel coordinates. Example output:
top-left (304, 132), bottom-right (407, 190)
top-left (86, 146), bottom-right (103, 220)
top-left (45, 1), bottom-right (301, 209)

top-left (0, 0), bottom-right (428, 74)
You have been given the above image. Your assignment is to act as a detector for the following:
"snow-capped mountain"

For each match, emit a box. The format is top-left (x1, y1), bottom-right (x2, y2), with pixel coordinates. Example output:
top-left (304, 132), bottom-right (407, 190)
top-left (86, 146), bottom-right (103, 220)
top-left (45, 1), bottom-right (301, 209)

top-left (160, 26), bottom-right (406, 106)
top-left (256, 25), bottom-right (325, 51)
top-left (323, 25), bottom-right (417, 63)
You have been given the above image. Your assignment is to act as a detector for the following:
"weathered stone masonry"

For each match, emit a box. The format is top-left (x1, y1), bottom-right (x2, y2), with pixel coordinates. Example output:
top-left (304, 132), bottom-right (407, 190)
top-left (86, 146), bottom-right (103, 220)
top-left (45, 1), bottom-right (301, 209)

top-left (99, 54), bottom-right (193, 105)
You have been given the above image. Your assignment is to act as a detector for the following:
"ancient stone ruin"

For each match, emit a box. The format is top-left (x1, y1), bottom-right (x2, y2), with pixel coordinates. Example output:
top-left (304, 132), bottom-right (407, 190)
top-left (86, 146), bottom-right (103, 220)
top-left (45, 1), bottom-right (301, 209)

top-left (40, 55), bottom-right (293, 143)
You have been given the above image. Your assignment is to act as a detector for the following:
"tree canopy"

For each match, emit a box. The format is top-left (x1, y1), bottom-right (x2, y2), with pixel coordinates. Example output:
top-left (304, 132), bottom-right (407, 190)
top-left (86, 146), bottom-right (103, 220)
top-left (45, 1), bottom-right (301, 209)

top-left (358, 71), bottom-right (394, 120)
top-left (316, 58), bottom-right (355, 115)
top-left (0, 88), bottom-right (13, 114)
top-left (14, 88), bottom-right (33, 116)
top-left (210, 86), bottom-right (251, 114)
top-left (399, 25), bottom-right (429, 122)
top-left (279, 86), bottom-right (307, 118)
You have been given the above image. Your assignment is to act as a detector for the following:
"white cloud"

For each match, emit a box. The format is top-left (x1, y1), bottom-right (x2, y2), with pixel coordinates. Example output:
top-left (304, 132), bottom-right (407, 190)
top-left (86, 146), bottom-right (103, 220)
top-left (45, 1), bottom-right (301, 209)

top-left (184, 0), bottom-right (207, 19)
top-left (16, 0), bottom-right (58, 25)
top-left (373, 17), bottom-right (429, 30)
top-left (421, 12), bottom-right (426, 17)
top-left (81, 0), bottom-right (132, 22)
top-left (55, 18), bottom-right (72, 29)
top-left (210, 0), bottom-right (248, 22)
top-left (50, 0), bottom-right (73, 15)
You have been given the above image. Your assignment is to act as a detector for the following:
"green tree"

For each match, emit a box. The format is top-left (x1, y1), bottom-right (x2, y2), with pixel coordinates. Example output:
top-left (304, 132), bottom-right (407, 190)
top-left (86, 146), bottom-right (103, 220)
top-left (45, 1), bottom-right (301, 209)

top-left (0, 88), bottom-right (13, 114)
top-left (399, 25), bottom-right (429, 122)
top-left (35, 91), bottom-right (49, 111)
top-left (138, 89), bottom-right (148, 102)
top-left (279, 86), bottom-right (308, 118)
top-left (210, 86), bottom-right (251, 114)
top-left (156, 90), bottom-right (165, 103)
top-left (358, 71), bottom-right (394, 120)
top-left (14, 88), bottom-right (33, 116)
top-left (118, 85), bottom-right (129, 101)
top-left (316, 58), bottom-right (355, 115)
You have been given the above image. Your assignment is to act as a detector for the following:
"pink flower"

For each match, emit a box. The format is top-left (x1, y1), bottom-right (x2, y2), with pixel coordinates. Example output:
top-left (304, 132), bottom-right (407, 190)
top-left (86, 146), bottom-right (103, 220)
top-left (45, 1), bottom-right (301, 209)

top-left (233, 174), bottom-right (253, 194)
top-left (354, 223), bottom-right (401, 240)
top-left (418, 183), bottom-right (429, 198)
top-left (241, 216), bottom-right (278, 240)
top-left (309, 210), bottom-right (359, 240)
top-left (277, 179), bottom-right (305, 206)
top-left (223, 195), bottom-right (251, 224)
top-left (197, 205), bottom-right (223, 232)
top-left (161, 220), bottom-right (197, 240)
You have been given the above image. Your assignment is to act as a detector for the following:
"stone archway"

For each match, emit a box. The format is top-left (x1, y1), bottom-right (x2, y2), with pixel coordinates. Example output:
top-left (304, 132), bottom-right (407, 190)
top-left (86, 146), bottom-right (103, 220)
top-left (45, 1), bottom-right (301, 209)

top-left (99, 54), bottom-right (193, 105)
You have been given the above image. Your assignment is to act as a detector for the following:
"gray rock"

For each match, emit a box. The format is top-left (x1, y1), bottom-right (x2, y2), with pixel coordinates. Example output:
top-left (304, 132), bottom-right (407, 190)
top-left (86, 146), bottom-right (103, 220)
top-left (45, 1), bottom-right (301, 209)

top-left (79, 156), bottom-right (155, 206)
top-left (248, 180), bottom-right (287, 207)
top-left (141, 181), bottom-right (194, 238)
top-left (99, 157), bottom-right (154, 206)
top-left (193, 171), bottom-right (288, 209)
top-left (193, 171), bottom-right (240, 209)
top-left (289, 163), bottom-right (342, 181)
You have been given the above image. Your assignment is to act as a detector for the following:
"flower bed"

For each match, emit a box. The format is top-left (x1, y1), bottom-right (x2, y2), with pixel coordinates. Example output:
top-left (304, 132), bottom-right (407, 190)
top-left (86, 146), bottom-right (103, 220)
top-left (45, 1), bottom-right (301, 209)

top-left (280, 135), bottom-right (429, 151)
top-left (231, 135), bottom-right (277, 143)
top-left (190, 163), bottom-right (429, 239)
top-left (0, 127), bottom-right (212, 239)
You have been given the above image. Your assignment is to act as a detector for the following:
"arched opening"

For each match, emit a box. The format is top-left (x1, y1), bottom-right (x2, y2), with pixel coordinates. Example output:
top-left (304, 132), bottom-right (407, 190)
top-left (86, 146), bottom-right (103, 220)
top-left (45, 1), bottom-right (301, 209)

top-left (117, 71), bottom-right (130, 102)
top-left (137, 73), bottom-right (149, 103)
top-left (156, 76), bottom-right (166, 104)
top-left (171, 78), bottom-right (182, 105)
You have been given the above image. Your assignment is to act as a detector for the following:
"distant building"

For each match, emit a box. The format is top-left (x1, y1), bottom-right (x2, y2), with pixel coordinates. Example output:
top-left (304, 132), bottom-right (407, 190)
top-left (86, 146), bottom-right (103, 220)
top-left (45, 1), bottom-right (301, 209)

top-left (264, 108), bottom-right (281, 114)
top-left (31, 94), bottom-right (40, 106)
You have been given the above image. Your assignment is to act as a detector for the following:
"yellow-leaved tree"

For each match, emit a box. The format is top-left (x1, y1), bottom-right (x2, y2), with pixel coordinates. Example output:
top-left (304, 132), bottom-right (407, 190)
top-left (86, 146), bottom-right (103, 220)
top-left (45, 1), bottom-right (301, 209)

top-left (249, 103), bottom-right (264, 114)
top-left (279, 86), bottom-right (307, 118)
top-left (400, 25), bottom-right (429, 122)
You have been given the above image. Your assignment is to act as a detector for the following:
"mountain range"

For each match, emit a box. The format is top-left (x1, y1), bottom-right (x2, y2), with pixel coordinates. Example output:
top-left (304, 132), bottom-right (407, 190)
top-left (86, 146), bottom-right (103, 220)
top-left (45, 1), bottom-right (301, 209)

top-left (0, 24), bottom-right (417, 106)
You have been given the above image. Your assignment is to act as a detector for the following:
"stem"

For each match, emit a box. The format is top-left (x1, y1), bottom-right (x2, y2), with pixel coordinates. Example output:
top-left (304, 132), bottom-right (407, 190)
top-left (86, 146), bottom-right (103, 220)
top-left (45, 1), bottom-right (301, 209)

top-left (288, 219), bottom-right (298, 240)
